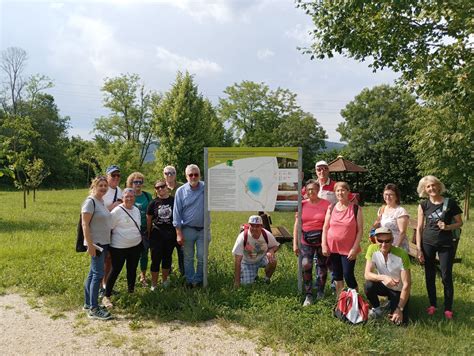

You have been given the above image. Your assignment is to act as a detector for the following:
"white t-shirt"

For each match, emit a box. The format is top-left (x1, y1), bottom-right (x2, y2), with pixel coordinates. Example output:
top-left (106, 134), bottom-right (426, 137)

top-left (379, 205), bottom-right (409, 250)
top-left (110, 205), bottom-right (142, 248)
top-left (232, 229), bottom-right (279, 264)
top-left (104, 186), bottom-right (123, 210)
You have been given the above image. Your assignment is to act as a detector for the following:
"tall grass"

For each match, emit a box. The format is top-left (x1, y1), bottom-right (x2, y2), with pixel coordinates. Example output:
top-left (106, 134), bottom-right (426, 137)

top-left (0, 189), bottom-right (473, 353)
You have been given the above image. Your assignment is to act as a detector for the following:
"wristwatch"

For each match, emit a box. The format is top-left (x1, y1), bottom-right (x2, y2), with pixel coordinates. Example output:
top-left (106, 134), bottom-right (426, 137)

top-left (397, 306), bottom-right (404, 312)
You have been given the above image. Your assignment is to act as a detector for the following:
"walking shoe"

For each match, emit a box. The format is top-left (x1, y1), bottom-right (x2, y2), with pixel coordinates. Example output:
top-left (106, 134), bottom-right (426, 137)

top-left (150, 285), bottom-right (157, 292)
top-left (140, 277), bottom-right (148, 288)
top-left (88, 307), bottom-right (112, 320)
top-left (369, 307), bottom-right (384, 319)
top-left (83, 304), bottom-right (91, 311)
top-left (426, 306), bottom-right (437, 315)
top-left (102, 296), bottom-right (113, 309)
top-left (162, 280), bottom-right (171, 289)
top-left (444, 310), bottom-right (453, 320)
top-left (316, 291), bottom-right (325, 300)
top-left (303, 295), bottom-right (313, 307)
top-left (263, 276), bottom-right (271, 284)
top-left (98, 287), bottom-right (105, 299)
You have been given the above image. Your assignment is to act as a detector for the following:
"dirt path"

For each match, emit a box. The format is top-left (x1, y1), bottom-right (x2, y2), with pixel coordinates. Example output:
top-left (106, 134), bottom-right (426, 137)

top-left (0, 294), bottom-right (285, 355)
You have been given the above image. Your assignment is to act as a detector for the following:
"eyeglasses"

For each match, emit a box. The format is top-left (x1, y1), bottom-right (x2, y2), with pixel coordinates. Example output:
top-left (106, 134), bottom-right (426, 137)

top-left (316, 167), bottom-right (328, 172)
top-left (155, 185), bottom-right (167, 190)
top-left (188, 173), bottom-right (199, 178)
top-left (376, 238), bottom-right (393, 244)
top-left (132, 180), bottom-right (143, 185)
top-left (164, 172), bottom-right (176, 176)
top-left (111, 173), bottom-right (121, 178)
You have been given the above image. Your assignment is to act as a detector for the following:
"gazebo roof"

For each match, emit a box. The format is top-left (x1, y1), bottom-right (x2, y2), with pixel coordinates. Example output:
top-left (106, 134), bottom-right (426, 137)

top-left (328, 156), bottom-right (368, 173)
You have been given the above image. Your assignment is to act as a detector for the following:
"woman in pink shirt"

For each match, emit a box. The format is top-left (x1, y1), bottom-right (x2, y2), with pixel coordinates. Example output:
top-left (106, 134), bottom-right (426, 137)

top-left (322, 181), bottom-right (363, 296)
top-left (293, 180), bottom-right (331, 306)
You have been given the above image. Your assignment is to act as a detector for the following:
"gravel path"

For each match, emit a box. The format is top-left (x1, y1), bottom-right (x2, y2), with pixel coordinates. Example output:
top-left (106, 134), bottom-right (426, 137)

top-left (0, 294), bottom-right (285, 355)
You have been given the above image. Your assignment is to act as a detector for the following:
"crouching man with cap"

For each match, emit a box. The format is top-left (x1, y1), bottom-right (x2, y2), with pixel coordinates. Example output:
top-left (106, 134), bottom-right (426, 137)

top-left (232, 215), bottom-right (280, 287)
top-left (364, 227), bottom-right (411, 325)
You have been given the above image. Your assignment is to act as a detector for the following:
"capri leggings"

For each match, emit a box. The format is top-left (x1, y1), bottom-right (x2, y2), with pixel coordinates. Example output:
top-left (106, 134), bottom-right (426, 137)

top-left (150, 226), bottom-right (176, 273)
top-left (329, 253), bottom-right (358, 289)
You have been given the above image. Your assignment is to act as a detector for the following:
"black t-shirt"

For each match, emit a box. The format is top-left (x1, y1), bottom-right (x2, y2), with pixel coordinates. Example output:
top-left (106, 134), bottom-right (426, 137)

top-left (421, 198), bottom-right (462, 247)
top-left (147, 197), bottom-right (174, 227)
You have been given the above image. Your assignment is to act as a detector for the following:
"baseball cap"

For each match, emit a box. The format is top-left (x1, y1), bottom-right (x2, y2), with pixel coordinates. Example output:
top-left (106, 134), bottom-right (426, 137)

top-left (106, 165), bottom-right (120, 175)
top-left (315, 160), bottom-right (328, 168)
top-left (248, 215), bottom-right (263, 225)
top-left (374, 227), bottom-right (393, 236)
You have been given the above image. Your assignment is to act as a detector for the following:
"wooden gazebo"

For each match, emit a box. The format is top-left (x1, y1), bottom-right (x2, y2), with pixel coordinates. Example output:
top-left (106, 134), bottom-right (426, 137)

top-left (328, 156), bottom-right (368, 203)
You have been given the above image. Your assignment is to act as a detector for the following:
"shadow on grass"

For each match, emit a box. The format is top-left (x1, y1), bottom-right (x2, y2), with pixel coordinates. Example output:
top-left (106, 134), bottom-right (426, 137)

top-left (0, 219), bottom-right (58, 233)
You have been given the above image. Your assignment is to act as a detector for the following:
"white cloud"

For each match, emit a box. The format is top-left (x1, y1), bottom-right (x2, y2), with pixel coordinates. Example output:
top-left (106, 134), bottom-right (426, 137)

top-left (155, 47), bottom-right (222, 76)
top-left (49, 14), bottom-right (143, 82)
top-left (159, 0), bottom-right (267, 23)
top-left (285, 24), bottom-right (313, 45)
top-left (257, 48), bottom-right (275, 60)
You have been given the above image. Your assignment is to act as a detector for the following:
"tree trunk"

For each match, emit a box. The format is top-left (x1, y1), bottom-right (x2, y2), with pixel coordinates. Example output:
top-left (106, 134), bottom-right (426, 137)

top-left (33, 188), bottom-right (36, 202)
top-left (464, 185), bottom-right (470, 221)
top-left (23, 188), bottom-right (27, 209)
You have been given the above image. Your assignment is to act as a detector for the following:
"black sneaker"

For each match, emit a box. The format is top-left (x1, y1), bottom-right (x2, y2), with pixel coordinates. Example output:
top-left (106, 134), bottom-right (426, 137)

top-left (88, 307), bottom-right (112, 320)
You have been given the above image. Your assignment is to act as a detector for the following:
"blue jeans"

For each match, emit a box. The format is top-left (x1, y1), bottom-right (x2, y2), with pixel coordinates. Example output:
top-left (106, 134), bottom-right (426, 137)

top-left (84, 244), bottom-right (109, 309)
top-left (182, 226), bottom-right (204, 284)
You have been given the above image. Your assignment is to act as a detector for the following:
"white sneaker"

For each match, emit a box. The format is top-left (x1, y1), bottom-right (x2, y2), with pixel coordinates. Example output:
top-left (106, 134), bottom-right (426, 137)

top-left (303, 295), bottom-right (313, 307)
top-left (369, 307), bottom-right (384, 319)
top-left (150, 285), bottom-right (157, 292)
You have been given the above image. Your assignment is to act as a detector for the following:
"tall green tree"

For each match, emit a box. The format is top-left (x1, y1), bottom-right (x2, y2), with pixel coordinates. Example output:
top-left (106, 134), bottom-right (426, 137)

top-left (153, 71), bottom-right (226, 180)
top-left (338, 85), bottom-right (420, 202)
top-left (297, 0), bottom-right (473, 114)
top-left (219, 81), bottom-right (326, 177)
top-left (94, 73), bottom-right (157, 168)
top-left (409, 97), bottom-right (473, 218)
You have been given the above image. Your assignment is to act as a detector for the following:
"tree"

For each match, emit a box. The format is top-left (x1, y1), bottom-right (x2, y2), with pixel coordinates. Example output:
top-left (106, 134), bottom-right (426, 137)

top-left (0, 47), bottom-right (27, 114)
top-left (153, 71), bottom-right (226, 180)
top-left (337, 85), bottom-right (420, 202)
top-left (94, 74), bottom-right (157, 168)
top-left (24, 157), bottom-right (50, 202)
top-left (409, 97), bottom-right (473, 218)
top-left (297, 1), bottom-right (473, 114)
top-left (0, 114), bottom-right (39, 208)
top-left (219, 81), bottom-right (327, 176)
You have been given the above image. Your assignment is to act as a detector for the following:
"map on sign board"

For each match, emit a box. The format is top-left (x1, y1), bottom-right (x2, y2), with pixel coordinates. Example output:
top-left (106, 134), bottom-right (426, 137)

top-left (207, 148), bottom-right (300, 212)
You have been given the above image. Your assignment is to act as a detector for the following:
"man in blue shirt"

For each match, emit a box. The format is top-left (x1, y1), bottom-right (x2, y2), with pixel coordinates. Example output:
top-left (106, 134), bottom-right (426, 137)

top-left (173, 164), bottom-right (205, 287)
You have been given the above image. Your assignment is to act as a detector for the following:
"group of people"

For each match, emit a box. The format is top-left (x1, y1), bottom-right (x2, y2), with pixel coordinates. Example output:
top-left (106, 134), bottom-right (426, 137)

top-left (81, 159), bottom-right (463, 325)
top-left (81, 164), bottom-right (205, 320)
top-left (290, 160), bottom-right (463, 325)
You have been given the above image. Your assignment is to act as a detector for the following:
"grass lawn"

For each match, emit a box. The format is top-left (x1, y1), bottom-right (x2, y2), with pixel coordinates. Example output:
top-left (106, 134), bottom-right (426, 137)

top-left (0, 189), bottom-right (473, 354)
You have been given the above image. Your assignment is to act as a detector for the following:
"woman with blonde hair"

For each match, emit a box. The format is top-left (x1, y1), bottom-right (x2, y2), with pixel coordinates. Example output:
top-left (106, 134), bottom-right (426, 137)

top-left (81, 176), bottom-right (112, 320)
top-left (322, 181), bottom-right (363, 296)
top-left (126, 172), bottom-right (153, 287)
top-left (416, 175), bottom-right (463, 319)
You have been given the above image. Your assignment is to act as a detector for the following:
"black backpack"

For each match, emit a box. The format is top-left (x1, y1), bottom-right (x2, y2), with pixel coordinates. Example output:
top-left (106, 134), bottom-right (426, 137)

top-left (76, 198), bottom-right (95, 252)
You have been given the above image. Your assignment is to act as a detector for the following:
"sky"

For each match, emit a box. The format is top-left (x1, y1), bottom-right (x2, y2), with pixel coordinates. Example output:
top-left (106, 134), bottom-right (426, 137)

top-left (0, 0), bottom-right (399, 142)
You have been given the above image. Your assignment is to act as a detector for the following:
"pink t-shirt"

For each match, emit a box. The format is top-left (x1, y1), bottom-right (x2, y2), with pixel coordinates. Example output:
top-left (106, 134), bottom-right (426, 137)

top-left (301, 199), bottom-right (331, 245)
top-left (327, 203), bottom-right (359, 255)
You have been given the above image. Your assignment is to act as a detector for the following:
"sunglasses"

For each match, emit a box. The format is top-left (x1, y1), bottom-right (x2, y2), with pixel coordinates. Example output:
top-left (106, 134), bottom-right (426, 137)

top-left (376, 238), bottom-right (393, 244)
top-left (307, 188), bottom-right (318, 192)
top-left (188, 173), bottom-right (199, 178)
top-left (155, 185), bottom-right (167, 190)
top-left (316, 167), bottom-right (328, 172)
top-left (111, 173), bottom-right (121, 178)
top-left (164, 172), bottom-right (176, 176)
top-left (132, 180), bottom-right (143, 185)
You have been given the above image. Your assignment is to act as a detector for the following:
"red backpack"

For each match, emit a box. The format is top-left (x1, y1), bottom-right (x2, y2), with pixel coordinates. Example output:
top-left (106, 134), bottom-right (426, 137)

top-left (240, 224), bottom-right (269, 247)
top-left (334, 288), bottom-right (369, 324)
